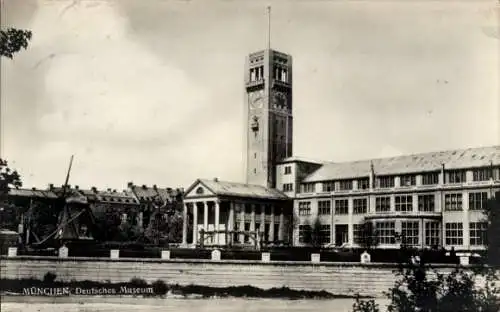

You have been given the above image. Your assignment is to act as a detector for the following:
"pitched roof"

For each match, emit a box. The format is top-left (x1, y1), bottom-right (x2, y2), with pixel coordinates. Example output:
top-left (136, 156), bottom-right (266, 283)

top-left (8, 188), bottom-right (58, 199)
top-left (303, 145), bottom-right (500, 182)
top-left (128, 183), bottom-right (182, 203)
top-left (193, 179), bottom-right (289, 200)
top-left (279, 156), bottom-right (328, 165)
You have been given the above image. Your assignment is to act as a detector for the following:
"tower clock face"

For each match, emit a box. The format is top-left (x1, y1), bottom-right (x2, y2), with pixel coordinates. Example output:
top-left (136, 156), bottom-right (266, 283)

top-left (249, 90), bottom-right (264, 109)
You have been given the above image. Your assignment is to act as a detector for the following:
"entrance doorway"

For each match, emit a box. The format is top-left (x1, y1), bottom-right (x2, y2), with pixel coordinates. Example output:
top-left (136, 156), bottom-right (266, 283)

top-left (335, 224), bottom-right (348, 246)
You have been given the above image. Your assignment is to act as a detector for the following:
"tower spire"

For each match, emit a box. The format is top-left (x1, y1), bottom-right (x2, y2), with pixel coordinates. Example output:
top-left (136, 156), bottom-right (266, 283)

top-left (267, 6), bottom-right (271, 50)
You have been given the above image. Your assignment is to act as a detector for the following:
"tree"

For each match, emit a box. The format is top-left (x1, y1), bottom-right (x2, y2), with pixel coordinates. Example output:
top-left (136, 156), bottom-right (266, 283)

top-left (0, 28), bottom-right (32, 58)
top-left (144, 209), bottom-right (184, 245)
top-left (310, 217), bottom-right (324, 248)
top-left (358, 219), bottom-right (379, 251)
top-left (0, 159), bottom-right (23, 230)
top-left (352, 262), bottom-right (500, 312)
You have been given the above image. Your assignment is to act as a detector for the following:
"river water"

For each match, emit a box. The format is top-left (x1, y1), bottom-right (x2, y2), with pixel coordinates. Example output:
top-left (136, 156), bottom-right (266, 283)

top-left (1, 297), bottom-right (390, 312)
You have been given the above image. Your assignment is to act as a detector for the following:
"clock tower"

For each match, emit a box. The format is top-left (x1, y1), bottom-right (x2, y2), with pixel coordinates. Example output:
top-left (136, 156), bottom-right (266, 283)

top-left (244, 49), bottom-right (293, 189)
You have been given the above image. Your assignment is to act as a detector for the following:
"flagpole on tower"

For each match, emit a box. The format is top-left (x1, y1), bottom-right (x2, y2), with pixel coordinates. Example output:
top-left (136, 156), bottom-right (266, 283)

top-left (267, 5), bottom-right (271, 50)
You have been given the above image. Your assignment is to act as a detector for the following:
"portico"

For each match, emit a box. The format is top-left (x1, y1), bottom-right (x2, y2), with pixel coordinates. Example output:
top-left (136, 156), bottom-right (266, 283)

top-left (182, 178), bottom-right (292, 248)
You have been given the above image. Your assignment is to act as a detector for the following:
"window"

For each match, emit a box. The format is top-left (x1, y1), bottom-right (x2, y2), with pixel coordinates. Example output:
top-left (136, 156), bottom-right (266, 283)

top-left (445, 222), bottom-right (463, 245)
top-left (401, 221), bottom-right (419, 246)
top-left (469, 192), bottom-right (488, 211)
top-left (395, 195), bottom-right (413, 213)
top-left (357, 178), bottom-right (370, 190)
top-left (446, 170), bottom-right (466, 184)
top-left (196, 187), bottom-right (204, 194)
top-left (445, 193), bottom-right (463, 211)
top-left (282, 183), bottom-right (293, 192)
top-left (470, 222), bottom-right (488, 246)
top-left (299, 224), bottom-right (312, 243)
top-left (300, 183), bottom-right (315, 193)
top-left (284, 166), bottom-right (292, 175)
top-left (353, 224), bottom-right (363, 244)
top-left (320, 225), bottom-right (331, 244)
top-left (422, 172), bottom-right (439, 185)
top-left (322, 181), bottom-right (335, 192)
top-left (353, 198), bottom-right (367, 214)
top-left (425, 222), bottom-right (441, 247)
top-left (418, 194), bottom-right (435, 212)
top-left (375, 196), bottom-right (391, 213)
top-left (400, 175), bottom-right (416, 187)
top-left (376, 221), bottom-right (396, 244)
top-left (318, 200), bottom-right (331, 215)
top-left (337, 180), bottom-right (353, 191)
top-left (473, 168), bottom-right (491, 182)
top-left (298, 202), bottom-right (311, 216)
top-left (335, 199), bottom-right (348, 215)
top-left (377, 176), bottom-right (394, 188)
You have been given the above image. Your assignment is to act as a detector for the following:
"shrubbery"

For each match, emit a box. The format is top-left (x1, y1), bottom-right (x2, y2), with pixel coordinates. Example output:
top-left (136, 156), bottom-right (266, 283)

top-left (352, 261), bottom-right (500, 312)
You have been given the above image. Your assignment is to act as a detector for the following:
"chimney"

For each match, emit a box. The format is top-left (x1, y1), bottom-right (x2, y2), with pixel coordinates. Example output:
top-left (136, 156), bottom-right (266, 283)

top-left (107, 188), bottom-right (112, 192)
top-left (213, 177), bottom-right (218, 182)
top-left (91, 186), bottom-right (97, 193)
top-left (113, 189), bottom-right (117, 193)
top-left (127, 181), bottom-right (134, 188)
top-left (75, 185), bottom-right (79, 190)
top-left (142, 184), bottom-right (147, 189)
top-left (32, 187), bottom-right (36, 191)
top-left (49, 184), bottom-right (54, 190)
top-left (153, 184), bottom-right (157, 190)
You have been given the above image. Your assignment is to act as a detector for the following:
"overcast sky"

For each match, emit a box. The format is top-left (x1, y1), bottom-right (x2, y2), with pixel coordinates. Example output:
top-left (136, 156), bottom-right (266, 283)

top-left (1, 0), bottom-right (499, 190)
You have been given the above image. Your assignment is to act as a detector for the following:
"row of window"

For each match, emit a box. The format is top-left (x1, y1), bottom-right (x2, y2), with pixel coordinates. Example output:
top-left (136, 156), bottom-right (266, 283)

top-left (294, 167), bottom-right (500, 193)
top-left (298, 221), bottom-right (488, 246)
top-left (297, 192), bottom-right (490, 216)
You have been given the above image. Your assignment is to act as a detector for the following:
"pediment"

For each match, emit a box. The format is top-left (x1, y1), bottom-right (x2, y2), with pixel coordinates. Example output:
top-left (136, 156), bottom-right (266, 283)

top-left (184, 180), bottom-right (216, 199)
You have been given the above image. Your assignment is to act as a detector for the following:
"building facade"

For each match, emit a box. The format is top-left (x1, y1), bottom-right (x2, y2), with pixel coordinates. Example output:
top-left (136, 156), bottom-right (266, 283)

top-left (276, 148), bottom-right (500, 252)
top-left (182, 46), bottom-right (500, 252)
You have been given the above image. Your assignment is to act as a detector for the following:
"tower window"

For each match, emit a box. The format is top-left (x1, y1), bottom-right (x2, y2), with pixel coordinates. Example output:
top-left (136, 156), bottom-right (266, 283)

top-left (254, 153), bottom-right (257, 159)
top-left (254, 168), bottom-right (257, 174)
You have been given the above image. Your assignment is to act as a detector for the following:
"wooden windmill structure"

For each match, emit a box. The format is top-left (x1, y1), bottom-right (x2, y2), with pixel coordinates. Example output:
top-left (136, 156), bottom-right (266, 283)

top-left (27, 156), bottom-right (97, 249)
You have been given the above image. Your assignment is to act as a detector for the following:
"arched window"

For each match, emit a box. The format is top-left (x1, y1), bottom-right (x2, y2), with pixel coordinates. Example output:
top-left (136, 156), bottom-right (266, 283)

top-left (196, 187), bottom-right (204, 195)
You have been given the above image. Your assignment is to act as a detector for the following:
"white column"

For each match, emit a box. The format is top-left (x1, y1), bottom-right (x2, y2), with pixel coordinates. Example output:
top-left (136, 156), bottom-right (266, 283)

top-left (215, 200), bottom-right (220, 245)
top-left (278, 206), bottom-right (284, 241)
top-left (260, 204), bottom-right (265, 239)
top-left (250, 204), bottom-right (256, 232)
top-left (228, 202), bottom-right (235, 245)
top-left (203, 201), bottom-right (208, 230)
top-left (348, 198), bottom-right (354, 246)
top-left (269, 206), bottom-right (275, 242)
top-left (182, 202), bottom-right (188, 246)
top-left (463, 191), bottom-right (470, 250)
top-left (193, 202), bottom-right (198, 246)
top-left (239, 203), bottom-right (245, 243)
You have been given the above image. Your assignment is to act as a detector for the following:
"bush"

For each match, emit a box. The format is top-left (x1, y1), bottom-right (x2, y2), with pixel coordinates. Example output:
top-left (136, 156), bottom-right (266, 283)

top-left (43, 272), bottom-right (57, 283)
top-left (352, 297), bottom-right (381, 312)
top-left (129, 277), bottom-right (148, 288)
top-left (352, 262), bottom-right (500, 312)
top-left (151, 279), bottom-right (169, 295)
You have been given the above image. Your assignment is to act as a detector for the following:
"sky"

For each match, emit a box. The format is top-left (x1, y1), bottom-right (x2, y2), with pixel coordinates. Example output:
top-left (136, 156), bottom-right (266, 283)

top-left (1, 0), bottom-right (499, 191)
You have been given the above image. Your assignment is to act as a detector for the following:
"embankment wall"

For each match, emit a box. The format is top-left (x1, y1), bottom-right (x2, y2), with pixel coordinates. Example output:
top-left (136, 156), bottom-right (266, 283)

top-left (0, 256), bottom-right (495, 298)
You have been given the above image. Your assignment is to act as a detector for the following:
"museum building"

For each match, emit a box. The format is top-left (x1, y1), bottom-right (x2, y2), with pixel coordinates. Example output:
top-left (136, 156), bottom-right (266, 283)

top-left (181, 47), bottom-right (500, 252)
